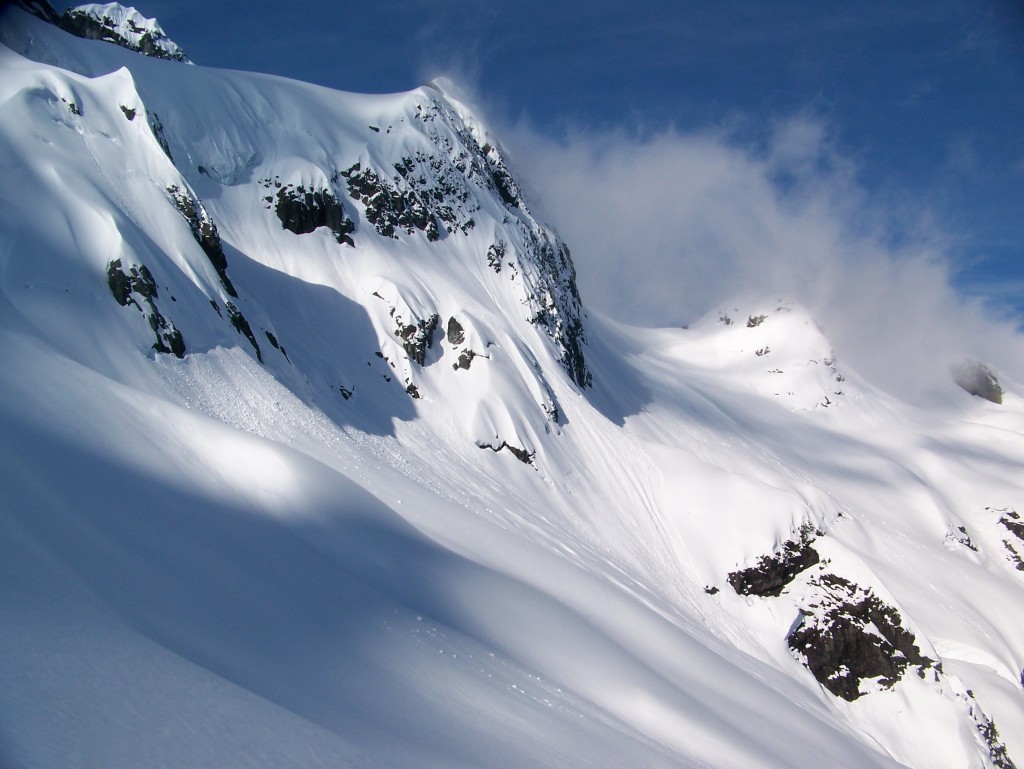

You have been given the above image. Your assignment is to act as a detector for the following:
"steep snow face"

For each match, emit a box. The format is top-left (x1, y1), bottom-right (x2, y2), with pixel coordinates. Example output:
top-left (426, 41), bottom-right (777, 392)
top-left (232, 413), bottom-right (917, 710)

top-left (1, 8), bottom-right (1024, 769)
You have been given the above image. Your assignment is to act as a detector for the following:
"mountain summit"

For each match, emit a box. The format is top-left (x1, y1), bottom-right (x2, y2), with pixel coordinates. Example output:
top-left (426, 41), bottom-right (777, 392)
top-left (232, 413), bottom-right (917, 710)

top-left (14, 0), bottom-right (189, 60)
top-left (1, 6), bottom-right (1022, 769)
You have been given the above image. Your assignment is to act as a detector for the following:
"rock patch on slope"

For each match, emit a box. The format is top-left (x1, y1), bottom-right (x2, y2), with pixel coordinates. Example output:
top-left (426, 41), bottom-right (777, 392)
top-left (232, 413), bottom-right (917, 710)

top-left (952, 362), bottom-right (1004, 404)
top-left (166, 184), bottom-right (237, 298)
top-left (225, 301), bottom-right (262, 363)
top-left (340, 161), bottom-right (442, 241)
top-left (996, 508), bottom-right (1024, 571)
top-left (788, 574), bottom-right (936, 701)
top-left (106, 259), bottom-right (184, 357)
top-left (261, 178), bottom-right (355, 246)
top-left (393, 312), bottom-right (439, 367)
top-left (727, 525), bottom-right (822, 597)
top-left (478, 440), bottom-right (535, 466)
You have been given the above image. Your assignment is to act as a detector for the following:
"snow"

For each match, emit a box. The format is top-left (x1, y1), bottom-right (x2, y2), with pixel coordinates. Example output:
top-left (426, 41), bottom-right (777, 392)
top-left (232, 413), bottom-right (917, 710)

top-left (64, 3), bottom-right (190, 62)
top-left (1, 6), bottom-right (1023, 769)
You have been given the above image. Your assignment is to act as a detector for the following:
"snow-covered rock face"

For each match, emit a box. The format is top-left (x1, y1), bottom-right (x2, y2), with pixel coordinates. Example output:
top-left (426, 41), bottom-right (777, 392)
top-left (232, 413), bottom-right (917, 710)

top-left (13, 0), bottom-right (190, 61)
top-left (1, 7), bottom-right (1024, 769)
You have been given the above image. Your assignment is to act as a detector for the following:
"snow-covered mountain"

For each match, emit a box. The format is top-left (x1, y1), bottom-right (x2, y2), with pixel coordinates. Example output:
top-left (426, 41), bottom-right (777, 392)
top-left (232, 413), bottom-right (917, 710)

top-left (1, 4), bottom-right (1022, 768)
top-left (16, 1), bottom-right (189, 60)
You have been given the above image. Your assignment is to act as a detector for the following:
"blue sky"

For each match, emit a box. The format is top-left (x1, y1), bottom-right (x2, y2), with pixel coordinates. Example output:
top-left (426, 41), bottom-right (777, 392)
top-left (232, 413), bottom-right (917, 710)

top-left (55, 1), bottom-right (1024, 326)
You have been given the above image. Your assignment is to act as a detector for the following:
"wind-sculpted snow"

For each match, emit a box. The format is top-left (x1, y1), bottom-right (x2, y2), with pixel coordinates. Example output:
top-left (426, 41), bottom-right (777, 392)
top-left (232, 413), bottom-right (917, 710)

top-left (2, 7), bottom-right (1024, 769)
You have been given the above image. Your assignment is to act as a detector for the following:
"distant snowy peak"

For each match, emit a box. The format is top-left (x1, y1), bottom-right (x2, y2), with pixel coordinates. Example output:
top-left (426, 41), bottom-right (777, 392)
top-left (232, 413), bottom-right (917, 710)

top-left (63, 3), bottom-right (188, 61)
top-left (15, 0), bottom-right (189, 61)
top-left (692, 301), bottom-right (852, 410)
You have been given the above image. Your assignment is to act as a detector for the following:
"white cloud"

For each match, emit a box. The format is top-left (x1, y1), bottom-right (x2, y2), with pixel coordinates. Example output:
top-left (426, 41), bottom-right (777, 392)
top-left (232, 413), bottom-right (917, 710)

top-left (497, 114), bottom-right (1024, 404)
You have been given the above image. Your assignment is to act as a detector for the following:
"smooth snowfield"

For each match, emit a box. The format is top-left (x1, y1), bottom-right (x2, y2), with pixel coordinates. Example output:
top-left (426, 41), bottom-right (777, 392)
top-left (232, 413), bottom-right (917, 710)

top-left (1, 7), bottom-right (1023, 769)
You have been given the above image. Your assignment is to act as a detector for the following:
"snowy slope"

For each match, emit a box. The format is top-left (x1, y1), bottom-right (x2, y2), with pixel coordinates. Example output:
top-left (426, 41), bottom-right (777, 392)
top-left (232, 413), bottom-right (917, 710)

top-left (1, 5), bottom-right (1023, 769)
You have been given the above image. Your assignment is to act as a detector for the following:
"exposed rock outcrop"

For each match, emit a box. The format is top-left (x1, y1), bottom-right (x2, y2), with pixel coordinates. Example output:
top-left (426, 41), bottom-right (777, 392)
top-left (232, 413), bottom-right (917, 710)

top-left (395, 313), bottom-right (439, 366)
top-left (952, 362), bottom-right (1003, 404)
top-left (486, 241), bottom-right (506, 273)
top-left (340, 162), bottom-right (441, 241)
top-left (478, 440), bottom-right (534, 466)
top-left (522, 235), bottom-right (590, 389)
top-left (411, 92), bottom-right (592, 389)
top-left (147, 110), bottom-right (173, 160)
top-left (106, 259), bottom-right (184, 357)
top-left (996, 508), bottom-right (1024, 571)
top-left (226, 301), bottom-right (261, 363)
top-left (728, 525), bottom-right (821, 597)
top-left (944, 524), bottom-right (978, 552)
top-left (446, 316), bottom-right (465, 346)
top-left (454, 349), bottom-right (477, 370)
top-left (59, 3), bottom-right (189, 62)
top-left (261, 179), bottom-right (354, 245)
top-left (167, 184), bottom-right (236, 297)
top-left (788, 574), bottom-right (936, 701)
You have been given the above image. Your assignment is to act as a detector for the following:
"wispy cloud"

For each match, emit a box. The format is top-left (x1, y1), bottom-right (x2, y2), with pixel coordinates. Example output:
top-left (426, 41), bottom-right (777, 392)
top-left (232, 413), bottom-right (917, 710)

top-left (495, 112), bottom-right (1024, 403)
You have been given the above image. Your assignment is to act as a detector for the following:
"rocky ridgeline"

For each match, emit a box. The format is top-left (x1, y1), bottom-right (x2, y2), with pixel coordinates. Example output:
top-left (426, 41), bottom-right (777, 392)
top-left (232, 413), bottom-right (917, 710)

top-left (409, 93), bottom-right (591, 389)
top-left (17, 1), bottom-right (190, 61)
top-left (241, 91), bottom-right (591, 391)
top-left (21, 2), bottom-right (591, 392)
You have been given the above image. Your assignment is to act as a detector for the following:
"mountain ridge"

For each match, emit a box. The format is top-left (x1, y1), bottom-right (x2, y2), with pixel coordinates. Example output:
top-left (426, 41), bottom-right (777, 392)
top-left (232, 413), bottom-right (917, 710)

top-left (1, 5), bottom-right (1022, 769)
top-left (13, 0), bottom-right (189, 61)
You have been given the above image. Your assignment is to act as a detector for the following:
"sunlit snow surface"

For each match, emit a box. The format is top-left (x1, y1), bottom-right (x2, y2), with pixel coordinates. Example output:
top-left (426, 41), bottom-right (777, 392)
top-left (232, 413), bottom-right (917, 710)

top-left (1, 8), bottom-right (1023, 769)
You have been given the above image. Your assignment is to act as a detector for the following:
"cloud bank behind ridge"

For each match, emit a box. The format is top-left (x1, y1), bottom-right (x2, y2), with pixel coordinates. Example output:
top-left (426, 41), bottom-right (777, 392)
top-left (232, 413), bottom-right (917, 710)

top-left (496, 114), bottom-right (1024, 404)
